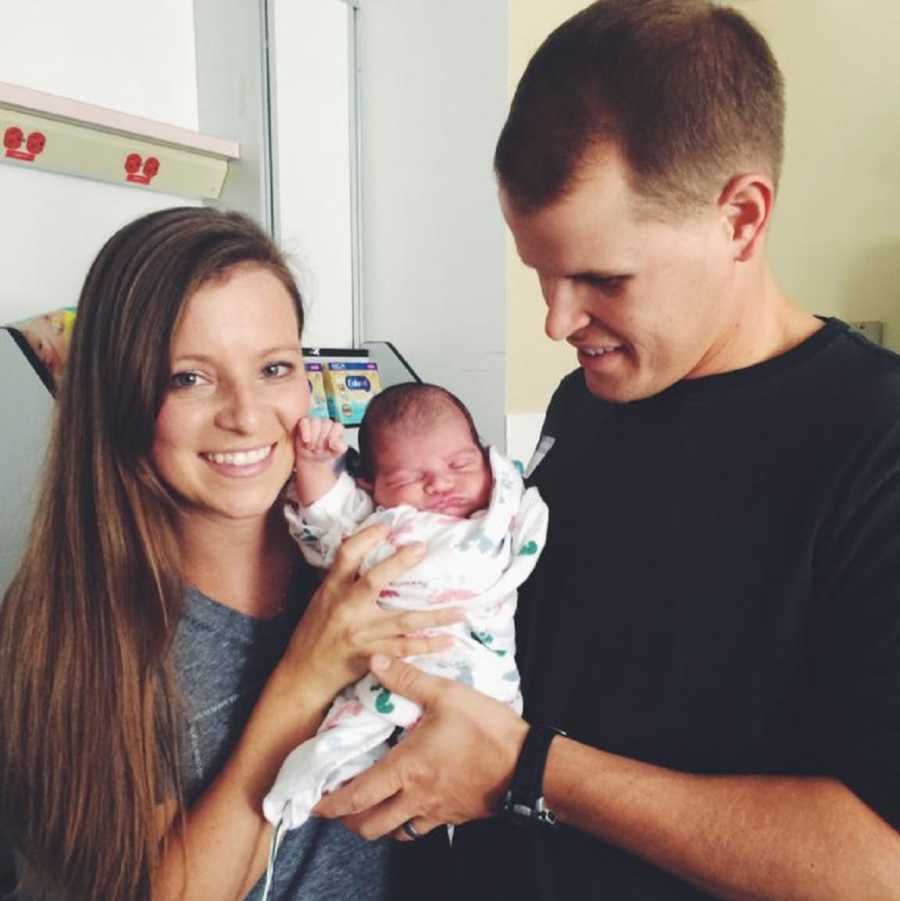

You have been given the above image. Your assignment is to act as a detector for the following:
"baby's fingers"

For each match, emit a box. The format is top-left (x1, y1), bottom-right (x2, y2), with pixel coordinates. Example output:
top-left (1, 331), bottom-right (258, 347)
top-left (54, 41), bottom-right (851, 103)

top-left (297, 415), bottom-right (327, 451)
top-left (325, 421), bottom-right (347, 455)
top-left (297, 415), bottom-right (315, 448)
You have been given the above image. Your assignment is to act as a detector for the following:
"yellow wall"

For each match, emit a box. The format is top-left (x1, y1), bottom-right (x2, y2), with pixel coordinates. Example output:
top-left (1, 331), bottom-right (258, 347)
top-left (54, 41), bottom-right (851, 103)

top-left (506, 0), bottom-right (587, 416)
top-left (506, 0), bottom-right (900, 415)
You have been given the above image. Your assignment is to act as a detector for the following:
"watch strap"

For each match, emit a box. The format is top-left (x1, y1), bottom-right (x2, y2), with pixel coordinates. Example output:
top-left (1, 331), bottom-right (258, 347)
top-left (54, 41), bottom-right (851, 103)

top-left (503, 724), bottom-right (565, 827)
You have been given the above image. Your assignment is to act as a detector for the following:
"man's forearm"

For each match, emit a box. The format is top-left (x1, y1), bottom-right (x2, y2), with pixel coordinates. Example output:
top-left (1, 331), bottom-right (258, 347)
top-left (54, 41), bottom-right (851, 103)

top-left (545, 736), bottom-right (900, 900)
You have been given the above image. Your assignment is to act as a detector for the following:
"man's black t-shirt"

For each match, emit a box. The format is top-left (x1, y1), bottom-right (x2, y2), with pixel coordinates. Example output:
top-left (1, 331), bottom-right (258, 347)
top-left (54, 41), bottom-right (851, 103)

top-left (453, 318), bottom-right (900, 899)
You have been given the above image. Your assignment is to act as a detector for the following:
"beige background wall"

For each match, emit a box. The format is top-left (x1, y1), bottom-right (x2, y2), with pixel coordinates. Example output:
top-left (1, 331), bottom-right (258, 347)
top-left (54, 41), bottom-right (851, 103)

top-left (505, 0), bottom-right (900, 418)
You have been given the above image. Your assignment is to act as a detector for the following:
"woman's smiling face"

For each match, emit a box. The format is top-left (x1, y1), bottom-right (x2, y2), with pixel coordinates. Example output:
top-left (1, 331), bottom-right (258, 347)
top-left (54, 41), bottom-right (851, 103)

top-left (152, 263), bottom-right (309, 526)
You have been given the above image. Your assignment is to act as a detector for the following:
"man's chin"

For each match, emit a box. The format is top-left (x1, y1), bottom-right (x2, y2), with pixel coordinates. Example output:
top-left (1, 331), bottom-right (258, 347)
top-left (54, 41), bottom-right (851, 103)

top-left (583, 370), bottom-right (640, 404)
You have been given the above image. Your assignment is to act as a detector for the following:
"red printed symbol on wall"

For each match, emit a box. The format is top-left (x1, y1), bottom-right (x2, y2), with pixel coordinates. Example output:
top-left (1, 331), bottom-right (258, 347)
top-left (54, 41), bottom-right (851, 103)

top-left (124, 152), bottom-right (160, 185)
top-left (4, 127), bottom-right (47, 162)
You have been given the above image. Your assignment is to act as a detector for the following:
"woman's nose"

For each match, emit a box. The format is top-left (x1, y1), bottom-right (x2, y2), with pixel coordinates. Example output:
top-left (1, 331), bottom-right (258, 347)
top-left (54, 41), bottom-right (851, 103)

top-left (215, 383), bottom-right (261, 433)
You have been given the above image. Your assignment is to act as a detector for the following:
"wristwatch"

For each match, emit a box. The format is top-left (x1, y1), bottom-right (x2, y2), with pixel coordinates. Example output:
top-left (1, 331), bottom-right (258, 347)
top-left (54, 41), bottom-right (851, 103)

top-left (502, 724), bottom-right (566, 828)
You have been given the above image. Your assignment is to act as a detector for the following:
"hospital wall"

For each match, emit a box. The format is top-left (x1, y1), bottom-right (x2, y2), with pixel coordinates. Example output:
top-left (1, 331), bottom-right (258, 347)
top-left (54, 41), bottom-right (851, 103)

top-left (0, 1), bottom-right (200, 326)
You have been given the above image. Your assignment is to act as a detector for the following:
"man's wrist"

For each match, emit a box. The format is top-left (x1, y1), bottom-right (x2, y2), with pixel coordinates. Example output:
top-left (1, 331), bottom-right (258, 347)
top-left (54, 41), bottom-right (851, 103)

top-left (502, 724), bottom-right (566, 828)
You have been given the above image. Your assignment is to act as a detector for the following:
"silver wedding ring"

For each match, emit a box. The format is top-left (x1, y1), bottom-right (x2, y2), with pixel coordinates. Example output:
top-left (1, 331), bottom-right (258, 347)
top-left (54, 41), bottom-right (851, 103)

top-left (401, 819), bottom-right (422, 841)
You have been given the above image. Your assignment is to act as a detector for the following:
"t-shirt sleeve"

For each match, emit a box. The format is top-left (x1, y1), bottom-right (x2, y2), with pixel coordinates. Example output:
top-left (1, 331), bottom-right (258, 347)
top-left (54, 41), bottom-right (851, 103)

top-left (813, 419), bottom-right (900, 828)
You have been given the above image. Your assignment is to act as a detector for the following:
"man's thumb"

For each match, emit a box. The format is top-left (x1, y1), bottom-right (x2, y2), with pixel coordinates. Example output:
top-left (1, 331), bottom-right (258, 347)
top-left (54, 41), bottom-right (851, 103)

top-left (370, 654), bottom-right (434, 704)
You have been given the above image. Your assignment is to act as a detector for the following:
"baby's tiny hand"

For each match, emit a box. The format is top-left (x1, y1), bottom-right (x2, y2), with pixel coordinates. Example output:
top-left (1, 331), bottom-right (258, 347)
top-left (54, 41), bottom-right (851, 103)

top-left (296, 416), bottom-right (347, 463)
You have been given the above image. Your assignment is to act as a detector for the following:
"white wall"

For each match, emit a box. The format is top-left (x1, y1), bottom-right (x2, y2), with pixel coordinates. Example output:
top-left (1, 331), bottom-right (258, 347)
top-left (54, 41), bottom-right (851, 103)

top-left (0, 1), bottom-right (201, 590)
top-left (0, 0), bottom-right (200, 325)
top-left (271, 0), bottom-right (355, 348)
top-left (357, 0), bottom-right (509, 450)
top-left (731, 0), bottom-right (900, 350)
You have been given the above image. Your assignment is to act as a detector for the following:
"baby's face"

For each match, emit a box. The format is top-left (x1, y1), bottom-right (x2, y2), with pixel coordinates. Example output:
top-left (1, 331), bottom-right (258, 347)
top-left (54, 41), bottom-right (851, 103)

top-left (23, 314), bottom-right (66, 374)
top-left (370, 413), bottom-right (492, 517)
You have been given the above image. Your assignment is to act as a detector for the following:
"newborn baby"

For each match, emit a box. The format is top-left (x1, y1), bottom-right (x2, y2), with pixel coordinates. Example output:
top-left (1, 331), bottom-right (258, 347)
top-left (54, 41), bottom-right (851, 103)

top-left (263, 382), bottom-right (548, 835)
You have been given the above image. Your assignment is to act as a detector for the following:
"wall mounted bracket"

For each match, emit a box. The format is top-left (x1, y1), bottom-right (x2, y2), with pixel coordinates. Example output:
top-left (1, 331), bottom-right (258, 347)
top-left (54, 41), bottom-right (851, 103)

top-left (0, 80), bottom-right (239, 199)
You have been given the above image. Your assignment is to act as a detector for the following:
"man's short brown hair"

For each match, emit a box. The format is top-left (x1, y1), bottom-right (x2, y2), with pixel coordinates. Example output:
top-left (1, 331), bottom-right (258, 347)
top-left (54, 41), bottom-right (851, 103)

top-left (495, 0), bottom-right (785, 216)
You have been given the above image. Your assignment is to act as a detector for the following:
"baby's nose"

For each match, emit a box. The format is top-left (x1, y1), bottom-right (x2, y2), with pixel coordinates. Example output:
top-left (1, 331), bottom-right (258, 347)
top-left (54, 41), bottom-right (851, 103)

top-left (425, 473), bottom-right (453, 493)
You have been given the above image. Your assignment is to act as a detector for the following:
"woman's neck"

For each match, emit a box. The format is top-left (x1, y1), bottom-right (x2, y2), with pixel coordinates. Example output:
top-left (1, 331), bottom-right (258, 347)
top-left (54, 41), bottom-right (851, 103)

top-left (178, 509), bottom-right (298, 619)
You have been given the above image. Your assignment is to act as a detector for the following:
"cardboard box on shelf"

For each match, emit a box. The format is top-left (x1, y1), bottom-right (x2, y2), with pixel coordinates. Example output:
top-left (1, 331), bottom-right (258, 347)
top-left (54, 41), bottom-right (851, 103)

top-left (322, 360), bottom-right (381, 426)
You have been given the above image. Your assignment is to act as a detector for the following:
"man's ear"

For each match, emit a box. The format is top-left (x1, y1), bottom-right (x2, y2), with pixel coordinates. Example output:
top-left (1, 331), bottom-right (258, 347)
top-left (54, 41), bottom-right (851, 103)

top-left (718, 173), bottom-right (775, 263)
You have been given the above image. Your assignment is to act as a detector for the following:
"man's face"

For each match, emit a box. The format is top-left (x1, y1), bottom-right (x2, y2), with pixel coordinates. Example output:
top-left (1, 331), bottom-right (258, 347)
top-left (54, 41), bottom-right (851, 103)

top-left (501, 148), bottom-right (740, 403)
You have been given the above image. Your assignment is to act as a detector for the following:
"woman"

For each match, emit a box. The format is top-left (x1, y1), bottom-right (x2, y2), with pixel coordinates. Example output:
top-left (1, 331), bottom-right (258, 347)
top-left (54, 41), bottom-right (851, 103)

top-left (0, 207), bottom-right (460, 900)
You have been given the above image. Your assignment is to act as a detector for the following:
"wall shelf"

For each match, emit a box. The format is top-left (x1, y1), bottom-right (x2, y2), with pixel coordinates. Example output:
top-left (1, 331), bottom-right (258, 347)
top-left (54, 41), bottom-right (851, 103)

top-left (0, 81), bottom-right (239, 199)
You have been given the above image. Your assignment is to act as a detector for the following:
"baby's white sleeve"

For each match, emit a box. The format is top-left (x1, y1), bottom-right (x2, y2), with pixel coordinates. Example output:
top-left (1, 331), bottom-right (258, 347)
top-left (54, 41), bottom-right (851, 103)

top-left (284, 472), bottom-right (375, 568)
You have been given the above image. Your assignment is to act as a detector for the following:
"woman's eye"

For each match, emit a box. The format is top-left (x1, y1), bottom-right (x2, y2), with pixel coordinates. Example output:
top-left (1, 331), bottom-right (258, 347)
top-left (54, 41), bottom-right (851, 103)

top-left (170, 371), bottom-right (201, 389)
top-left (263, 361), bottom-right (294, 378)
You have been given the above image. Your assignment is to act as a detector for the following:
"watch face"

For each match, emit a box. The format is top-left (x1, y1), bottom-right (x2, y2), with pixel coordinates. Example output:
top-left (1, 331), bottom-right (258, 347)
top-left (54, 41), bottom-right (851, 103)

top-left (502, 792), bottom-right (560, 829)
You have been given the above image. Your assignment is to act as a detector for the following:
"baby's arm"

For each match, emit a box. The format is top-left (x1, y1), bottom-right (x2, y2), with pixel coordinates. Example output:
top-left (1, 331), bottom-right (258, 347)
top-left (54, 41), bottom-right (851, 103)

top-left (294, 416), bottom-right (348, 506)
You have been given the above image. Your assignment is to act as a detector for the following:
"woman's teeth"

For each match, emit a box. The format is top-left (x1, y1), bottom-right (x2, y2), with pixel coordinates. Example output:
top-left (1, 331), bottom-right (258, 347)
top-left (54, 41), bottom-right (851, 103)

top-left (205, 446), bottom-right (271, 466)
top-left (583, 346), bottom-right (620, 356)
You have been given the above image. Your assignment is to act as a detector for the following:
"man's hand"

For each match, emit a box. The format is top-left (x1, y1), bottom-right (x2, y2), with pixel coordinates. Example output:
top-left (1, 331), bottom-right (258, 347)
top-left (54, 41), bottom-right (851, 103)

top-left (313, 654), bottom-right (530, 839)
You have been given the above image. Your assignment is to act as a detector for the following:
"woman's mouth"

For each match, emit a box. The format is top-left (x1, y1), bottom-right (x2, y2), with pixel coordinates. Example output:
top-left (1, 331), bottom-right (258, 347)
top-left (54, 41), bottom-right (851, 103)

top-left (202, 444), bottom-right (275, 473)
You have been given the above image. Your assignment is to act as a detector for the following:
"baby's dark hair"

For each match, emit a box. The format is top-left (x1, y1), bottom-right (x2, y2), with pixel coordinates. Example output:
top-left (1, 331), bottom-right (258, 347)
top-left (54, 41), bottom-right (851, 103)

top-left (356, 382), bottom-right (482, 482)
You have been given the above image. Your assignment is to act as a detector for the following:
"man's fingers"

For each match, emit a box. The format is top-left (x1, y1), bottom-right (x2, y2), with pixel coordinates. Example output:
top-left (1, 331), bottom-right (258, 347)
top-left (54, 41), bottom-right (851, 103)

top-left (368, 654), bottom-right (446, 708)
top-left (393, 818), bottom-right (444, 842)
top-left (314, 757), bottom-right (402, 822)
top-left (318, 778), bottom-right (441, 843)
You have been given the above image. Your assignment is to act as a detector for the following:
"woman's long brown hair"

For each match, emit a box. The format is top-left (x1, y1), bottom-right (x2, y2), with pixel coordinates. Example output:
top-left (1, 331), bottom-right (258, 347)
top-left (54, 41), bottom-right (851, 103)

top-left (0, 207), bottom-right (304, 899)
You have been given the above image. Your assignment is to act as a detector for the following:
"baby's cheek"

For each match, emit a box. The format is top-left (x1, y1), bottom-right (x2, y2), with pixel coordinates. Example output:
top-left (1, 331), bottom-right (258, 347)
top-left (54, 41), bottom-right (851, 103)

top-left (476, 472), bottom-right (494, 506)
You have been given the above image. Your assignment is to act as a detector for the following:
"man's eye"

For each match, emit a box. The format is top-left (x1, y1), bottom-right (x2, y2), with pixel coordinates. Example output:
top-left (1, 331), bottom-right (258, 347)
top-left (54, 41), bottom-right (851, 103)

top-left (170, 371), bottom-right (201, 389)
top-left (579, 274), bottom-right (625, 291)
top-left (263, 361), bottom-right (294, 378)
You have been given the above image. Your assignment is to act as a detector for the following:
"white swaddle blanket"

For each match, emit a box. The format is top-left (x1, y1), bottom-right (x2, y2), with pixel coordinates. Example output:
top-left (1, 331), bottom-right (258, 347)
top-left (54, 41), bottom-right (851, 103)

top-left (262, 447), bottom-right (549, 831)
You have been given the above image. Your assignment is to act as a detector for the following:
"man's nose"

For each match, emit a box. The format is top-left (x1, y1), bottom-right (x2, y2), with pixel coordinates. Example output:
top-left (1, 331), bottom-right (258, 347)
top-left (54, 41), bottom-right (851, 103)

top-left (216, 382), bottom-right (261, 433)
top-left (542, 277), bottom-right (588, 341)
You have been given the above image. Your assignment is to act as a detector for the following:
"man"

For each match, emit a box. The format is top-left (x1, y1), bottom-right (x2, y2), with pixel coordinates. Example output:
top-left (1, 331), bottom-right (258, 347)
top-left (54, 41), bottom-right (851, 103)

top-left (317, 1), bottom-right (900, 897)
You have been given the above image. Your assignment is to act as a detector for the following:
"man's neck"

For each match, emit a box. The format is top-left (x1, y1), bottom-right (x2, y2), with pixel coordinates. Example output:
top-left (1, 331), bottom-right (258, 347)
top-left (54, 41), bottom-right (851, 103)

top-left (690, 263), bottom-right (822, 379)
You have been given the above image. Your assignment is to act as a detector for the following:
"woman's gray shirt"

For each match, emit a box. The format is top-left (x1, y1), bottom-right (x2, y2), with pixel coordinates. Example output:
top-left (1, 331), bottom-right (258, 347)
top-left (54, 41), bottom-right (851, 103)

top-left (172, 583), bottom-right (392, 900)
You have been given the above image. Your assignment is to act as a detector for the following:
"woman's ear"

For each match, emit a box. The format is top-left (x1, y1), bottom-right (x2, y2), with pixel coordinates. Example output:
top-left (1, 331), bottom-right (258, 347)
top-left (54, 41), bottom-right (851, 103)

top-left (718, 173), bottom-right (775, 263)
